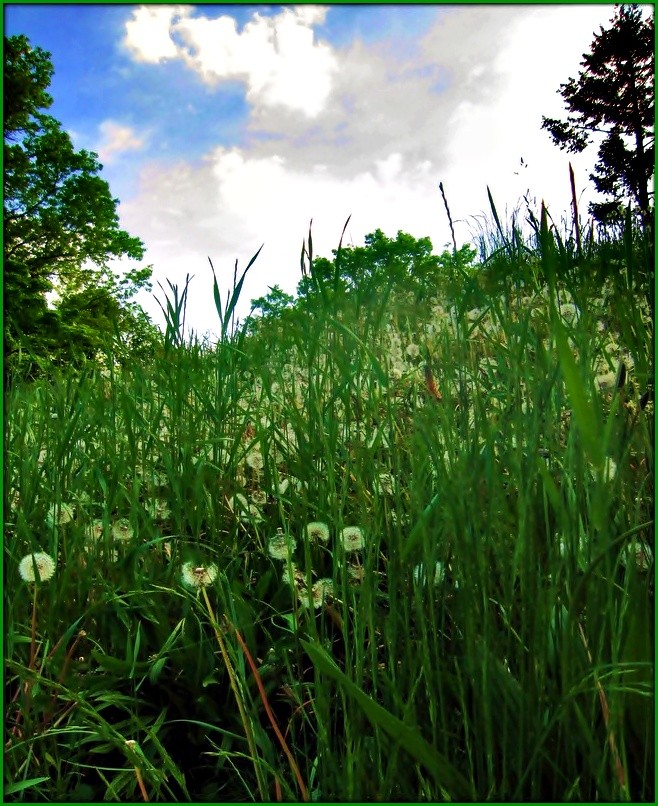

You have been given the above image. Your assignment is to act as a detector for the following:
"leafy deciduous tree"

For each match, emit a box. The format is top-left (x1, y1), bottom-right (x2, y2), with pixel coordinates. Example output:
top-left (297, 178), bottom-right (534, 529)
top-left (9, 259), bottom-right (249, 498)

top-left (296, 229), bottom-right (470, 307)
top-left (3, 34), bottom-right (152, 370)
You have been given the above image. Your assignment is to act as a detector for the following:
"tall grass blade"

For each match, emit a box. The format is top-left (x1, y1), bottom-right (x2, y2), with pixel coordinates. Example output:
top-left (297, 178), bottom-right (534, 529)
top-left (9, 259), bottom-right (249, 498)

top-left (301, 640), bottom-right (474, 800)
top-left (552, 314), bottom-right (603, 469)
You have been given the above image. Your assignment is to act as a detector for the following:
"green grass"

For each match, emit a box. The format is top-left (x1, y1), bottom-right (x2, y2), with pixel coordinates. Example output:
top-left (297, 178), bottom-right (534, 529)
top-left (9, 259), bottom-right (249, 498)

top-left (4, 223), bottom-right (654, 802)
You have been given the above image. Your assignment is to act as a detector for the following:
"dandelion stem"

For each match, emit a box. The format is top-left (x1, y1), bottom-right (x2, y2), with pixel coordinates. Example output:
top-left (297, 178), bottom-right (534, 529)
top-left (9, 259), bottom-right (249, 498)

top-left (227, 617), bottom-right (310, 802)
top-left (201, 587), bottom-right (267, 801)
top-left (134, 764), bottom-right (149, 802)
top-left (578, 621), bottom-right (628, 797)
top-left (29, 586), bottom-right (38, 671)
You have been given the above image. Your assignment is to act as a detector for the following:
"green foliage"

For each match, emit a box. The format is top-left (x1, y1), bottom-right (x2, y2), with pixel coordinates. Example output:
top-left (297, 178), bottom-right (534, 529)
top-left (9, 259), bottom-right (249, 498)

top-left (5, 209), bottom-right (653, 800)
top-left (250, 284), bottom-right (295, 320)
top-left (297, 228), bottom-right (475, 306)
top-left (541, 5), bottom-right (654, 227)
top-left (249, 228), bottom-right (478, 339)
top-left (3, 34), bottom-right (53, 138)
top-left (3, 34), bottom-right (153, 377)
top-left (3, 30), bottom-right (654, 798)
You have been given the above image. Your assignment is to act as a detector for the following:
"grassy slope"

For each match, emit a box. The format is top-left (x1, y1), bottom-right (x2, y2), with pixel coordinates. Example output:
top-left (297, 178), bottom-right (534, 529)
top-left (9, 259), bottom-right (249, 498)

top-left (4, 241), bottom-right (654, 802)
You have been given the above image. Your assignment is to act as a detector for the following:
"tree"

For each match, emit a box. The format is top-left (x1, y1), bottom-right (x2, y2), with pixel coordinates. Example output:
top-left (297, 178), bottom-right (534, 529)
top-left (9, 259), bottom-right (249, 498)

top-left (249, 284), bottom-right (296, 320)
top-left (3, 35), bottom-right (151, 370)
top-left (296, 229), bottom-right (450, 307)
top-left (541, 5), bottom-right (654, 227)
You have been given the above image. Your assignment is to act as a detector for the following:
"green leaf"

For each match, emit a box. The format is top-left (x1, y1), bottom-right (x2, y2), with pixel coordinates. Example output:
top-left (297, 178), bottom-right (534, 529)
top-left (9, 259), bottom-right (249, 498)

top-left (487, 185), bottom-right (510, 256)
top-left (553, 315), bottom-right (603, 468)
top-left (327, 317), bottom-right (389, 389)
top-left (91, 649), bottom-right (149, 675)
top-left (301, 639), bottom-right (474, 800)
top-left (4, 777), bottom-right (51, 796)
top-left (400, 493), bottom-right (440, 564)
top-left (149, 656), bottom-right (168, 684)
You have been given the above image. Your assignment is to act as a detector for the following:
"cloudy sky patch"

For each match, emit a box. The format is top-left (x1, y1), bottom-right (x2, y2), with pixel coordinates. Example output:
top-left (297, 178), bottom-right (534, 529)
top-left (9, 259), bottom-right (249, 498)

top-left (7, 3), bottom-right (647, 339)
top-left (96, 119), bottom-right (146, 164)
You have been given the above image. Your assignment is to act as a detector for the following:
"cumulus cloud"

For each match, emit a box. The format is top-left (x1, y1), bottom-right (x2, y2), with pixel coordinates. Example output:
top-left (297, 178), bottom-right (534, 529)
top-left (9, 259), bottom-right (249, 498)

top-left (121, 144), bottom-right (442, 335)
top-left (431, 5), bottom-right (619, 222)
top-left (96, 120), bottom-right (145, 164)
top-left (123, 5), bottom-right (191, 63)
top-left (117, 5), bottom-right (623, 337)
top-left (123, 5), bottom-right (336, 118)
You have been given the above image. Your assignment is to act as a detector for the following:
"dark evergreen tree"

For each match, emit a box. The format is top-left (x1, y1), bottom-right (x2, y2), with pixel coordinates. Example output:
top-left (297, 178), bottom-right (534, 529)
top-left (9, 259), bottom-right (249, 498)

top-left (541, 5), bottom-right (654, 227)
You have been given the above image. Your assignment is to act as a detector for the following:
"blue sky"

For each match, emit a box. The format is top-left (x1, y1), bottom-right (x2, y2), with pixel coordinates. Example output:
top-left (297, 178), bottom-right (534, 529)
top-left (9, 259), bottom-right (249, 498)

top-left (5, 3), bottom-right (646, 338)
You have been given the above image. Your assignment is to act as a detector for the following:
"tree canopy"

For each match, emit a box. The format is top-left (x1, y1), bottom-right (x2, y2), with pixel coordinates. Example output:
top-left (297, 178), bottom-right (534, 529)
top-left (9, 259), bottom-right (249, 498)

top-left (541, 4), bottom-right (654, 227)
top-left (4, 34), bottom-right (154, 373)
top-left (246, 228), bottom-right (477, 340)
top-left (296, 228), bottom-right (475, 307)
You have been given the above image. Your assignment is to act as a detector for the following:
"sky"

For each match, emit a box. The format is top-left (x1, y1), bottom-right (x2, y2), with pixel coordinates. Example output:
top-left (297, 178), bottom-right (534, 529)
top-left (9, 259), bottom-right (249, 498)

top-left (5, 3), bottom-right (651, 339)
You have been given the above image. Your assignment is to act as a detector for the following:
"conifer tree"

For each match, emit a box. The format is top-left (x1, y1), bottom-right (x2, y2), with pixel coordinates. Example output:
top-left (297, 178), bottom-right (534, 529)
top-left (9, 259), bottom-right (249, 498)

top-left (542, 5), bottom-right (654, 227)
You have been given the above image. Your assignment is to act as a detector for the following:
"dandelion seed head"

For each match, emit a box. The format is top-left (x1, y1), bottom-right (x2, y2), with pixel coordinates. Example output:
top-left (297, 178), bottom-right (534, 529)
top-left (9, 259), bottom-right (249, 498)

top-left (306, 521), bottom-right (330, 544)
top-left (341, 526), bottom-right (365, 553)
top-left (268, 530), bottom-right (297, 561)
top-left (147, 499), bottom-right (171, 521)
top-left (19, 552), bottom-right (56, 583)
top-left (85, 519), bottom-right (105, 541)
top-left (181, 561), bottom-right (218, 588)
top-left (311, 578), bottom-right (334, 608)
top-left (560, 303), bottom-right (579, 323)
top-left (251, 489), bottom-right (267, 507)
top-left (46, 502), bottom-right (75, 528)
top-left (347, 563), bottom-right (365, 584)
top-left (596, 371), bottom-right (617, 391)
top-left (295, 588), bottom-right (313, 609)
top-left (281, 562), bottom-right (305, 587)
top-left (245, 450), bottom-right (264, 471)
top-left (374, 473), bottom-right (394, 496)
top-left (111, 519), bottom-right (134, 541)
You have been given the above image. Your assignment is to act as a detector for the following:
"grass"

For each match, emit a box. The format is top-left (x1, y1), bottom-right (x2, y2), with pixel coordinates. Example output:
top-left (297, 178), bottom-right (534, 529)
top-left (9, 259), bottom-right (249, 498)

top-left (4, 211), bottom-right (654, 802)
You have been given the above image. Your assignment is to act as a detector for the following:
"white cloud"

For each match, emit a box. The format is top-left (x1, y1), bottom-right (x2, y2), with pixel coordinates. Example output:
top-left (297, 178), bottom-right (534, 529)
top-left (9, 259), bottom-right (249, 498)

top-left (96, 120), bottom-right (145, 164)
top-left (123, 5), bottom-right (191, 63)
top-left (115, 5), bottom-right (631, 339)
top-left (433, 5), bottom-right (620, 225)
top-left (121, 145), bottom-right (443, 337)
top-left (123, 5), bottom-right (336, 118)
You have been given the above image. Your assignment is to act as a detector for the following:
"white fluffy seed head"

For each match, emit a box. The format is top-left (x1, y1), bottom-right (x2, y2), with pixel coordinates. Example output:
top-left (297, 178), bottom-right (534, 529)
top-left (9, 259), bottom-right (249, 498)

top-left (340, 526), bottom-right (365, 553)
top-left (19, 552), bottom-right (56, 583)
top-left (305, 521), bottom-right (330, 544)
top-left (181, 561), bottom-right (218, 588)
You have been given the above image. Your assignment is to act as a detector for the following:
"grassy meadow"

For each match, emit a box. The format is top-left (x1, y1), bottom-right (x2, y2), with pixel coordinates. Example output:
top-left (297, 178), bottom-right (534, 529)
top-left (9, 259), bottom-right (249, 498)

top-left (4, 210), bottom-right (655, 802)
